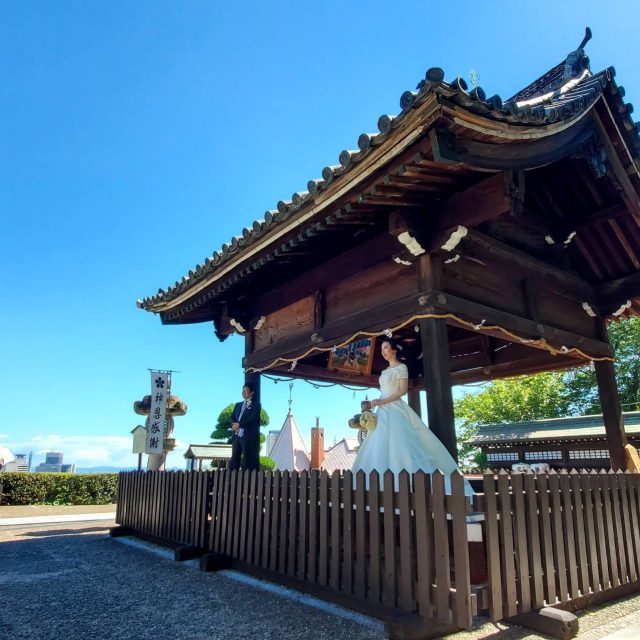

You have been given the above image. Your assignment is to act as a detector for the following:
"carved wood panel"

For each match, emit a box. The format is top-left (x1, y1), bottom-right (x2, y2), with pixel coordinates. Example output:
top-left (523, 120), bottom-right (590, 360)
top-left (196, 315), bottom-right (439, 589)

top-left (253, 295), bottom-right (315, 351)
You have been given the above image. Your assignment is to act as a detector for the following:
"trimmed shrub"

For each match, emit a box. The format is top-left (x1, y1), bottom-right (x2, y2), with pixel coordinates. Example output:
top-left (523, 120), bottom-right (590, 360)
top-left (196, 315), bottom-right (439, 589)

top-left (0, 473), bottom-right (119, 505)
top-left (259, 456), bottom-right (276, 471)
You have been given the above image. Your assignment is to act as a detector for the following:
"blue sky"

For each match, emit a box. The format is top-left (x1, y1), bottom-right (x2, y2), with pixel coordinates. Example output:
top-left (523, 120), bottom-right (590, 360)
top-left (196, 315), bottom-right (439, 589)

top-left (2, 2), bottom-right (639, 469)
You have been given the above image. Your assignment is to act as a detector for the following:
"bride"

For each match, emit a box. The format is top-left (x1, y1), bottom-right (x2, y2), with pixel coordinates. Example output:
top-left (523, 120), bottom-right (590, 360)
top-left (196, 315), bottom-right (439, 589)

top-left (352, 337), bottom-right (474, 495)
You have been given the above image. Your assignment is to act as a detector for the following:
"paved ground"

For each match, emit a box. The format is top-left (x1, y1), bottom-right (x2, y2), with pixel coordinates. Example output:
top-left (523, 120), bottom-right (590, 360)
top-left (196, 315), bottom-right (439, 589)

top-left (0, 520), bottom-right (382, 640)
top-left (0, 503), bottom-right (117, 518)
top-left (2, 508), bottom-right (640, 639)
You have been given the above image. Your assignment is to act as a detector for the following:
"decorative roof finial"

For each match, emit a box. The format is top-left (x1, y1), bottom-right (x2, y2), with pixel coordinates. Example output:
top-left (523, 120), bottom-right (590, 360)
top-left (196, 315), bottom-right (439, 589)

top-left (288, 381), bottom-right (294, 414)
top-left (562, 26), bottom-right (592, 82)
top-left (578, 26), bottom-right (593, 51)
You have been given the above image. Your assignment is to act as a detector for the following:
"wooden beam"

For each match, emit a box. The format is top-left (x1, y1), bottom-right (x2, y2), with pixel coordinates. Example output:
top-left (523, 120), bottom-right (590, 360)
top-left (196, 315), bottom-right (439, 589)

top-left (249, 233), bottom-right (397, 317)
top-left (592, 109), bottom-right (640, 219)
top-left (244, 289), bottom-right (429, 369)
top-left (396, 167), bottom-right (458, 184)
top-left (420, 317), bottom-right (458, 460)
top-left (245, 284), bottom-right (613, 370)
top-left (434, 173), bottom-right (512, 229)
top-left (429, 119), bottom-right (596, 171)
top-left (437, 290), bottom-right (613, 359)
top-left (271, 363), bottom-right (379, 389)
top-left (598, 271), bottom-right (640, 311)
top-left (450, 354), bottom-right (580, 385)
top-left (434, 227), bottom-right (597, 300)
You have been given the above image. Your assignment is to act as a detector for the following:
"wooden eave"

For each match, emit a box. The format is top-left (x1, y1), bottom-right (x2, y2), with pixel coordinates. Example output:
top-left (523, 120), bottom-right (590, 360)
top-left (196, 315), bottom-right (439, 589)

top-left (153, 105), bottom-right (619, 326)
top-left (138, 56), bottom-right (640, 328)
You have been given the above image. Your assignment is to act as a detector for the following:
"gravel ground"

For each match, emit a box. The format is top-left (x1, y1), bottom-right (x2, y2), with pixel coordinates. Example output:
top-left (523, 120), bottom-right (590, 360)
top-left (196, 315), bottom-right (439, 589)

top-left (2, 519), bottom-right (640, 640)
top-left (0, 522), bottom-right (383, 640)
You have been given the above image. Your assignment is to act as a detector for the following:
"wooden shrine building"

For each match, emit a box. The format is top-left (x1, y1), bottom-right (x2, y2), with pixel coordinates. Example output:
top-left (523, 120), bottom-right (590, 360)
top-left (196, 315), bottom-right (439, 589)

top-left (138, 29), bottom-right (640, 471)
top-left (471, 411), bottom-right (640, 470)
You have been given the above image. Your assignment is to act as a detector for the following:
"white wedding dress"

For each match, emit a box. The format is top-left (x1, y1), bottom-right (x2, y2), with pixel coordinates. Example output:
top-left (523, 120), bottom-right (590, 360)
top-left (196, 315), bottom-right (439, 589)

top-left (352, 364), bottom-right (474, 495)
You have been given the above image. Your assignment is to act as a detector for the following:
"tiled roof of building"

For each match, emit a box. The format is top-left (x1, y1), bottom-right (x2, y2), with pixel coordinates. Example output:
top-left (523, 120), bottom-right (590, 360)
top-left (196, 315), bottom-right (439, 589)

top-left (321, 438), bottom-right (359, 474)
top-left (137, 28), bottom-right (639, 317)
top-left (469, 411), bottom-right (640, 445)
top-left (184, 444), bottom-right (232, 460)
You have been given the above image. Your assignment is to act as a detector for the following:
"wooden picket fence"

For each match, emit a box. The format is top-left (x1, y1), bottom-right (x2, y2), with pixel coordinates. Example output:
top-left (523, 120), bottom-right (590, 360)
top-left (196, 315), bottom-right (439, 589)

top-left (115, 469), bottom-right (209, 548)
top-left (115, 468), bottom-right (640, 629)
top-left (483, 469), bottom-right (640, 621)
top-left (116, 468), bottom-right (475, 629)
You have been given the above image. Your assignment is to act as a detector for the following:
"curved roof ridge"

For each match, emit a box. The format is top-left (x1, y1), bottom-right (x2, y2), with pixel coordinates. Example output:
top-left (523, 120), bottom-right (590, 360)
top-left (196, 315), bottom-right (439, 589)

top-left (137, 32), bottom-right (640, 314)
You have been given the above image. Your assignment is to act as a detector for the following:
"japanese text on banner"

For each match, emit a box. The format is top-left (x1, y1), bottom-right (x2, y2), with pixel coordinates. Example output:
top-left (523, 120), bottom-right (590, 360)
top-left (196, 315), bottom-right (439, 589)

top-left (145, 372), bottom-right (169, 454)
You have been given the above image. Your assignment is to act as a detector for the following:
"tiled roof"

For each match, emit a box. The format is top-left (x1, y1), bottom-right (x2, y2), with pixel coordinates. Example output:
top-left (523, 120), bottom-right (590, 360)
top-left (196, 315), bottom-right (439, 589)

top-left (137, 29), bottom-right (640, 315)
top-left (469, 411), bottom-right (640, 445)
top-left (184, 444), bottom-right (232, 459)
top-left (321, 438), bottom-right (359, 474)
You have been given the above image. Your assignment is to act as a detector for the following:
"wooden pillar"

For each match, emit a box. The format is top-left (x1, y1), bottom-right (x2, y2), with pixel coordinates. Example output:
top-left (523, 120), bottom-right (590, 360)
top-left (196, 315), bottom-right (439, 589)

top-left (407, 389), bottom-right (422, 417)
top-left (420, 317), bottom-right (458, 461)
top-left (244, 333), bottom-right (261, 404)
top-left (594, 359), bottom-right (627, 471)
top-left (417, 253), bottom-right (458, 461)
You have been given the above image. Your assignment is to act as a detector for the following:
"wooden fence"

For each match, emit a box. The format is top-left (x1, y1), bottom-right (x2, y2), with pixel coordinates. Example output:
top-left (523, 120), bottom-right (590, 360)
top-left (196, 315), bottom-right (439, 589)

top-left (116, 468), bottom-right (475, 629)
top-left (483, 469), bottom-right (640, 621)
top-left (116, 468), bottom-right (640, 629)
top-left (116, 469), bottom-right (209, 548)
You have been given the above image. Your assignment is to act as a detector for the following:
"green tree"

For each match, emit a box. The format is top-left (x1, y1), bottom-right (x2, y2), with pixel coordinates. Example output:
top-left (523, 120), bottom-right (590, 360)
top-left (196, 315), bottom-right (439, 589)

top-left (564, 317), bottom-right (640, 415)
top-left (455, 372), bottom-right (570, 471)
top-left (454, 317), bottom-right (640, 471)
top-left (210, 403), bottom-right (270, 444)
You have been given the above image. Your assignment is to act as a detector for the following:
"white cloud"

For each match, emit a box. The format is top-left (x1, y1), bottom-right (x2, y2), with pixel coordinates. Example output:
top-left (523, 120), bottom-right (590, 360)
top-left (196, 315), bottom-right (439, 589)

top-left (4, 434), bottom-right (135, 469)
top-left (0, 434), bottom-right (8, 440)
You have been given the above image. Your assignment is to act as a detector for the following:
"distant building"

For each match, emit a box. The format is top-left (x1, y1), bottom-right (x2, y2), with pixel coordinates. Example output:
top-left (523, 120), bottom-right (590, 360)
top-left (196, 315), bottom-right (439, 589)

top-left (36, 451), bottom-right (76, 473)
top-left (184, 444), bottom-right (232, 470)
top-left (14, 453), bottom-right (31, 472)
top-left (265, 430), bottom-right (280, 457)
top-left (321, 438), bottom-right (359, 474)
top-left (469, 411), bottom-right (640, 470)
top-left (269, 411), bottom-right (310, 471)
top-left (269, 415), bottom-right (358, 473)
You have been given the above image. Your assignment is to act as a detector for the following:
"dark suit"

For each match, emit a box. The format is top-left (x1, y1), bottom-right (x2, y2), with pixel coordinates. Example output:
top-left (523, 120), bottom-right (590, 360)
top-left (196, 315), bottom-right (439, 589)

top-left (229, 399), bottom-right (261, 471)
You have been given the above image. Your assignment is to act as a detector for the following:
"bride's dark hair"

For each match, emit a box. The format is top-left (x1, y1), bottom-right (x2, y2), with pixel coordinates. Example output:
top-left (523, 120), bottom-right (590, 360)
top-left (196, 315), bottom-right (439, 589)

top-left (382, 336), bottom-right (405, 359)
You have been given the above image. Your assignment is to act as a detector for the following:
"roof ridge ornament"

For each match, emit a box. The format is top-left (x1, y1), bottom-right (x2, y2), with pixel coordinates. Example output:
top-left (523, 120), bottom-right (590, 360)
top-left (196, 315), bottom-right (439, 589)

top-left (562, 26), bottom-right (592, 83)
top-left (509, 27), bottom-right (593, 104)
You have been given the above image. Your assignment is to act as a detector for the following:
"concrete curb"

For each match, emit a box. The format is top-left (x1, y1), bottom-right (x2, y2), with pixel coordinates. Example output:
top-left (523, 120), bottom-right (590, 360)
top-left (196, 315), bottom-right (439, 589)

top-left (0, 513), bottom-right (116, 526)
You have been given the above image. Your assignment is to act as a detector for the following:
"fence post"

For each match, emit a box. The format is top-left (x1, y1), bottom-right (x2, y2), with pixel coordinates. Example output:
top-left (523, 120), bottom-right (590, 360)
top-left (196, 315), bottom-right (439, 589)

top-left (483, 470), bottom-right (502, 621)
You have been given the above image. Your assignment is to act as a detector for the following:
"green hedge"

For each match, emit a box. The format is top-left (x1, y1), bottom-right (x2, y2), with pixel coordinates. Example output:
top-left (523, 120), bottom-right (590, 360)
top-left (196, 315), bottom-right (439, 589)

top-left (0, 473), bottom-right (119, 505)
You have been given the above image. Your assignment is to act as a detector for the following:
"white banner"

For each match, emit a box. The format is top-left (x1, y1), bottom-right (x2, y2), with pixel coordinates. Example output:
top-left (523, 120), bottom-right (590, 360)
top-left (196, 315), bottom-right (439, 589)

top-left (145, 372), bottom-right (169, 454)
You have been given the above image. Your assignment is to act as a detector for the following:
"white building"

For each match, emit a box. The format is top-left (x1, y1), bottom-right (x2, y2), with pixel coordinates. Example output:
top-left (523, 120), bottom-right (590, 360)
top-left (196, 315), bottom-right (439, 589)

top-left (269, 411), bottom-right (310, 471)
top-left (268, 414), bottom-right (358, 473)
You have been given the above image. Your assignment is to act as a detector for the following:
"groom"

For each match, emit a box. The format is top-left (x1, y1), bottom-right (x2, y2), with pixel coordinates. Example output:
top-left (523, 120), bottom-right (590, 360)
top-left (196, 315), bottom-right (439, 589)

top-left (229, 382), bottom-right (261, 471)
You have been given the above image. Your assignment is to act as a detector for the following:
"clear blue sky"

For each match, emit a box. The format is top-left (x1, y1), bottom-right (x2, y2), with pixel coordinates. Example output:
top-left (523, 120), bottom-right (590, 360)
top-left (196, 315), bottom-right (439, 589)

top-left (2, 2), bottom-right (639, 469)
